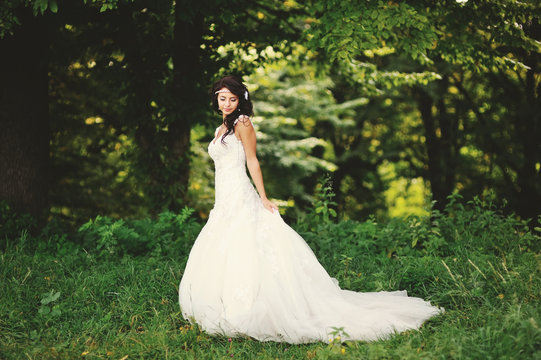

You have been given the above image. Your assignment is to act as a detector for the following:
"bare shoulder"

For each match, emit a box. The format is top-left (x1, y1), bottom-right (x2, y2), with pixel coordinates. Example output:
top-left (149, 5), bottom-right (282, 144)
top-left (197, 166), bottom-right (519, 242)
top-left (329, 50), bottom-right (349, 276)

top-left (235, 114), bottom-right (252, 126)
top-left (234, 115), bottom-right (254, 134)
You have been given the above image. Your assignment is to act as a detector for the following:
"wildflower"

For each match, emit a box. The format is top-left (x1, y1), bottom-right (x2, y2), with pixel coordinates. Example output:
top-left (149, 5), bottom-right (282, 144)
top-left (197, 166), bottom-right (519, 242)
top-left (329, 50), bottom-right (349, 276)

top-left (228, 338), bottom-right (232, 343)
top-left (498, 293), bottom-right (504, 299)
top-left (341, 348), bottom-right (346, 355)
top-left (81, 351), bottom-right (89, 356)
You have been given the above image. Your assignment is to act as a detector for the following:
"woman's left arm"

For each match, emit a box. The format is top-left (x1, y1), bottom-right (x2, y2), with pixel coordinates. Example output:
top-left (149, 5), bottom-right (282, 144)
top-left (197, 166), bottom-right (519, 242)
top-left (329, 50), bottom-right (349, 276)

top-left (235, 118), bottom-right (278, 213)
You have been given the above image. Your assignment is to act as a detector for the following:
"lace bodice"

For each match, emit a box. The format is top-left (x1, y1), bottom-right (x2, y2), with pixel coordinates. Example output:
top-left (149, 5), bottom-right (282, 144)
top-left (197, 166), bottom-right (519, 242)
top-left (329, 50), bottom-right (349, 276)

top-left (207, 115), bottom-right (260, 212)
top-left (208, 133), bottom-right (245, 171)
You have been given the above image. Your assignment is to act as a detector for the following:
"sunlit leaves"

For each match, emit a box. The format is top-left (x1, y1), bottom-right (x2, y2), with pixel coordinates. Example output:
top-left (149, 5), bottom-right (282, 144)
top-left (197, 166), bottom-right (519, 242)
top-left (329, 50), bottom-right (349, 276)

top-left (31, 0), bottom-right (57, 15)
top-left (306, 0), bottom-right (438, 64)
top-left (305, 0), bottom-right (539, 73)
top-left (337, 59), bottom-right (441, 96)
top-left (0, 0), bottom-right (132, 38)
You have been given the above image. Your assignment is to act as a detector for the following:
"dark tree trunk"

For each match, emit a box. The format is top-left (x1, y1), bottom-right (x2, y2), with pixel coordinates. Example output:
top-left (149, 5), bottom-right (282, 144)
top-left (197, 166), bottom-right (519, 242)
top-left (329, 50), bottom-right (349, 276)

top-left (118, 1), bottom-right (206, 213)
top-left (167, 1), bottom-right (206, 210)
top-left (0, 13), bottom-right (49, 221)
top-left (515, 19), bottom-right (541, 221)
top-left (513, 55), bottom-right (541, 221)
top-left (415, 83), bottom-right (457, 211)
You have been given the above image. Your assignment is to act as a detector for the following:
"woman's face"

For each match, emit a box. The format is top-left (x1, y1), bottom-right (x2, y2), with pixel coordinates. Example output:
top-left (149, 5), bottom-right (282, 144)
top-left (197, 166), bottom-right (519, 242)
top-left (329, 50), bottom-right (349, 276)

top-left (217, 87), bottom-right (239, 116)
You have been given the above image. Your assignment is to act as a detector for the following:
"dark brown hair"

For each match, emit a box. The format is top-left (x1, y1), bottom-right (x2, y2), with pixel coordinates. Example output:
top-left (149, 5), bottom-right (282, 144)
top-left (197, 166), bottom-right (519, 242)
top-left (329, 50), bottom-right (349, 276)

top-left (211, 75), bottom-right (253, 143)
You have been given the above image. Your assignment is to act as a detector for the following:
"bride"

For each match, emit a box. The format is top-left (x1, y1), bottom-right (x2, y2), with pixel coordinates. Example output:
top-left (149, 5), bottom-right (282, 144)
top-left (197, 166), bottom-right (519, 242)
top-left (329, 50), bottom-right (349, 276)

top-left (178, 75), bottom-right (442, 343)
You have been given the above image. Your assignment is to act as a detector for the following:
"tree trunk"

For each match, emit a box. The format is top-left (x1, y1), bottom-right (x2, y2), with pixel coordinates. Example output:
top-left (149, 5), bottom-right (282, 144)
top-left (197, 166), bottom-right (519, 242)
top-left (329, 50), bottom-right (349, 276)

top-left (167, 1), bottom-right (206, 211)
top-left (515, 20), bottom-right (541, 222)
top-left (514, 63), bottom-right (541, 221)
top-left (0, 13), bottom-right (49, 221)
top-left (415, 84), bottom-right (456, 211)
top-left (120, 1), bottom-right (206, 213)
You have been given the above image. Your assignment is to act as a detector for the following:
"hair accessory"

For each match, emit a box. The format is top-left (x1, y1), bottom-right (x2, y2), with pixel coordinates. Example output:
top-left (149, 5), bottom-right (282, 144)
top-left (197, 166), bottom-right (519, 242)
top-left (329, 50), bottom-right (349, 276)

top-left (215, 89), bottom-right (232, 94)
top-left (244, 91), bottom-right (248, 100)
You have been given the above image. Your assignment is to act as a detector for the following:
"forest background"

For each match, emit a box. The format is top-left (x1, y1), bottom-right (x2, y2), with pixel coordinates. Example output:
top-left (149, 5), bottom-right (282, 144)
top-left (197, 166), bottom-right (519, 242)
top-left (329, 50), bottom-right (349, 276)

top-left (1, 1), bottom-right (540, 359)
top-left (1, 0), bottom-right (539, 226)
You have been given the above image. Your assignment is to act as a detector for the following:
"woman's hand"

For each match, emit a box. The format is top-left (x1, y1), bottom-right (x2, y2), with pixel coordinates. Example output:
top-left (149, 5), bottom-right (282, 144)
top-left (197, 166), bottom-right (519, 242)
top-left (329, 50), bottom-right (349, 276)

top-left (262, 198), bottom-right (279, 213)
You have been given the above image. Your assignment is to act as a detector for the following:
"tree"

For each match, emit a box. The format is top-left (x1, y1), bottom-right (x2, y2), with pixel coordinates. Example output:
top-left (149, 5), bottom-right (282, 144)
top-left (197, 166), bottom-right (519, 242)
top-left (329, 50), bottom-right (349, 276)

top-left (305, 0), bottom-right (541, 219)
top-left (0, 0), bottom-right (305, 221)
top-left (0, 8), bottom-right (49, 220)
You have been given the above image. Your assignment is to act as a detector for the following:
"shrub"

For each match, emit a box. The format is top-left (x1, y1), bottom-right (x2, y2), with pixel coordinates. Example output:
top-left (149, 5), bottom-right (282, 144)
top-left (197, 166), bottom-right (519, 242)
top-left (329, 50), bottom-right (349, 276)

top-left (0, 200), bottom-right (35, 249)
top-left (77, 207), bottom-right (202, 259)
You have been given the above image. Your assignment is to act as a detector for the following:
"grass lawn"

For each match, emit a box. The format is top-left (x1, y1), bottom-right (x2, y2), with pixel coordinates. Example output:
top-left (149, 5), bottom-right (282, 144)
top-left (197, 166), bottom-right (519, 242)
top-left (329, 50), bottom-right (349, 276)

top-left (1, 201), bottom-right (540, 359)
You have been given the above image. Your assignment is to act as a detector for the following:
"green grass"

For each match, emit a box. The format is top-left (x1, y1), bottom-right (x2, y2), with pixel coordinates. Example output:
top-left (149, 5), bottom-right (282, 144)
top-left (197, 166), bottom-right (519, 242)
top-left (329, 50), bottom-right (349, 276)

top-left (1, 199), bottom-right (540, 359)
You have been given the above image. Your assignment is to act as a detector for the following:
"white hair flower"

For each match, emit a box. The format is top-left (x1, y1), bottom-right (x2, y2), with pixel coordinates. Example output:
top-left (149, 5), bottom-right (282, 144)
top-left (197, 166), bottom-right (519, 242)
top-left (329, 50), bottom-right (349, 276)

top-left (244, 91), bottom-right (248, 100)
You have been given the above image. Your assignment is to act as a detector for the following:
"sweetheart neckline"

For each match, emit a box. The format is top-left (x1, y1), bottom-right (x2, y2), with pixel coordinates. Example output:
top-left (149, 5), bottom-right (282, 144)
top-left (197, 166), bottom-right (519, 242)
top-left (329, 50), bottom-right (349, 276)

top-left (211, 131), bottom-right (242, 145)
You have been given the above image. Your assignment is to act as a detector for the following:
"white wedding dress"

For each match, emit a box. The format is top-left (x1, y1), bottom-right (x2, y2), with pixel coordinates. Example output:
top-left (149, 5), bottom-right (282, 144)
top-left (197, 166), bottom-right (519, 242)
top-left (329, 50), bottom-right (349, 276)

top-left (178, 116), bottom-right (442, 343)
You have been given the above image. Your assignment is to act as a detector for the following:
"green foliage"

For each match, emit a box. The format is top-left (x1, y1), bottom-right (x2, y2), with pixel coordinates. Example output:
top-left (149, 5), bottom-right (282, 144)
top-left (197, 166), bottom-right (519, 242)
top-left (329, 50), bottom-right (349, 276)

top-left (313, 175), bottom-right (338, 224)
top-left (299, 175), bottom-right (338, 231)
top-left (436, 193), bottom-right (539, 255)
top-left (308, 1), bottom-right (438, 64)
top-left (0, 0), bottom-right (115, 38)
top-left (2, 0), bottom-right (539, 231)
top-left (305, 0), bottom-right (541, 221)
top-left (49, 112), bottom-right (148, 223)
top-left (0, 200), bottom-right (35, 246)
top-left (30, 0), bottom-right (57, 15)
top-left (246, 55), bottom-right (341, 215)
top-left (243, 50), bottom-right (410, 219)
top-left (36, 0), bottom-right (306, 220)
top-left (191, 47), bottom-right (440, 221)
top-left (38, 290), bottom-right (61, 318)
top-left (186, 126), bottom-right (217, 216)
top-left (77, 207), bottom-right (201, 258)
top-left (307, 0), bottom-right (540, 72)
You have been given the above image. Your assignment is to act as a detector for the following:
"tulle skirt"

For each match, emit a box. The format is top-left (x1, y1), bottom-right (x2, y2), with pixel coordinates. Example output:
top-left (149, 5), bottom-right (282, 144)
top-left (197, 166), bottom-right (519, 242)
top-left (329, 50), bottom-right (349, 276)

top-left (178, 196), bottom-right (442, 344)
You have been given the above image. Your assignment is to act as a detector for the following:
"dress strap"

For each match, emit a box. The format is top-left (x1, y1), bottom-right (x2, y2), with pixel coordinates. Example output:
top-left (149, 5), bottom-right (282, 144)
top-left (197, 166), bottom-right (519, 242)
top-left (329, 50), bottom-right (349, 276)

top-left (233, 114), bottom-right (251, 126)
